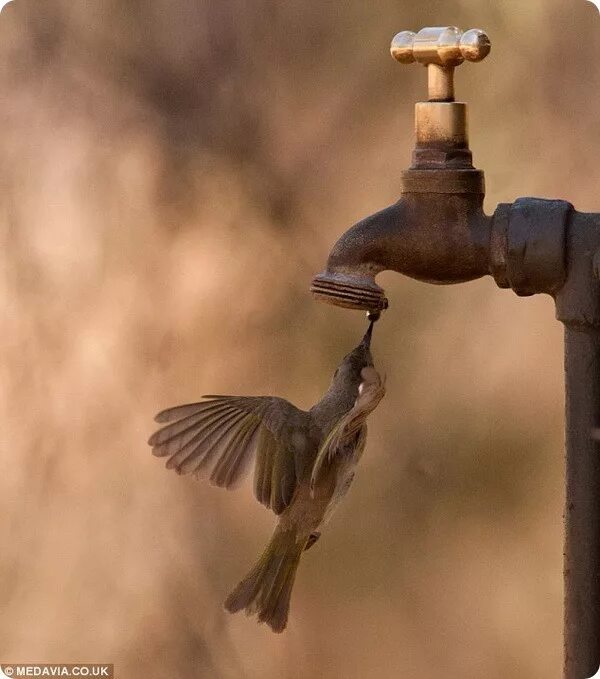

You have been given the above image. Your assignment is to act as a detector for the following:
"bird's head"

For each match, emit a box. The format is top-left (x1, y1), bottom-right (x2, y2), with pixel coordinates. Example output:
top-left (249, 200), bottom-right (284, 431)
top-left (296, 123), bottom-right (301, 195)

top-left (329, 321), bottom-right (375, 395)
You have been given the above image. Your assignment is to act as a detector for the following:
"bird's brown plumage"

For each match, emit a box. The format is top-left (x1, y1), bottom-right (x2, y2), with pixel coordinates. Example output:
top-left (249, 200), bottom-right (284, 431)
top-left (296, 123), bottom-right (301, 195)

top-left (149, 321), bottom-right (386, 631)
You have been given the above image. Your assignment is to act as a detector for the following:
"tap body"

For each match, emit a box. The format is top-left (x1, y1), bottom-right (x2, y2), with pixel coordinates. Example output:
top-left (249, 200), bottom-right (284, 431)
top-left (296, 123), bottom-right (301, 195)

top-left (316, 183), bottom-right (491, 304)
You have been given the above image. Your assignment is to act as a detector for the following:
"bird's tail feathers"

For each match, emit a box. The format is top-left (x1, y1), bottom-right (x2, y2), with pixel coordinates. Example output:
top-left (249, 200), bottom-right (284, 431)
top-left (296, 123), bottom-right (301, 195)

top-left (224, 527), bottom-right (305, 633)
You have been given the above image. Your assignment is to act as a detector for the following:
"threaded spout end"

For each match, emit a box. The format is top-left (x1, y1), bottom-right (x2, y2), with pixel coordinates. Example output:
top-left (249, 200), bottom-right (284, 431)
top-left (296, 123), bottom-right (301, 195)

top-left (310, 272), bottom-right (388, 312)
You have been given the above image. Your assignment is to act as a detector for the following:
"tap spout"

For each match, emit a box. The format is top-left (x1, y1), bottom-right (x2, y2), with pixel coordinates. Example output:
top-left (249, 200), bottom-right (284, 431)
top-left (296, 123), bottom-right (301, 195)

top-left (311, 175), bottom-right (492, 311)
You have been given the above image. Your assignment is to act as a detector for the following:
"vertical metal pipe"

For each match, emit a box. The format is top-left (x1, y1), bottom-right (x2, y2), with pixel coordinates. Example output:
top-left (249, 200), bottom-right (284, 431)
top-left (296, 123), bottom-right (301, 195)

top-left (564, 325), bottom-right (600, 679)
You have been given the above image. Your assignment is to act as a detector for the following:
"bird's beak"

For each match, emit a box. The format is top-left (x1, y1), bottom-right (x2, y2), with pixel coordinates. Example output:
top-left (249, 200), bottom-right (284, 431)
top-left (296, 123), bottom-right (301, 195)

top-left (360, 320), bottom-right (374, 349)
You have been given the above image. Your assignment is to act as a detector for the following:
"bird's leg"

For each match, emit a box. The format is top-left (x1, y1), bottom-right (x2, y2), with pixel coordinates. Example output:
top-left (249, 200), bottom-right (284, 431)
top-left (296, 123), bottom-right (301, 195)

top-left (304, 531), bottom-right (321, 551)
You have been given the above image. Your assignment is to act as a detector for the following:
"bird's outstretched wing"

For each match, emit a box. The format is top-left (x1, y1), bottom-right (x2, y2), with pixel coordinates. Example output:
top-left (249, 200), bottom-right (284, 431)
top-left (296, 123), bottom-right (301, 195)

top-left (310, 367), bottom-right (386, 489)
top-left (148, 396), bottom-right (309, 515)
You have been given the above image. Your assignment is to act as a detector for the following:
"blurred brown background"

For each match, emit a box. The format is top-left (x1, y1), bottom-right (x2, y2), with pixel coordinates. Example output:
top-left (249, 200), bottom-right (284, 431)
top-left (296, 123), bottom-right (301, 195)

top-left (1, 1), bottom-right (598, 677)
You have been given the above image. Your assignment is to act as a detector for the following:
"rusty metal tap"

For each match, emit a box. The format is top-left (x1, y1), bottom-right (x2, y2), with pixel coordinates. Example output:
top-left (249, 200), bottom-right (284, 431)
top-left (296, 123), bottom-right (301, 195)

top-left (311, 26), bottom-right (600, 679)
top-left (311, 26), bottom-right (492, 311)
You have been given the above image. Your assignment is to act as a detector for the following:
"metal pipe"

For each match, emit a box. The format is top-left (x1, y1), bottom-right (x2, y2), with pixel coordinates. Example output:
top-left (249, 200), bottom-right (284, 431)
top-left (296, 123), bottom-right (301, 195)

top-left (564, 326), bottom-right (600, 678)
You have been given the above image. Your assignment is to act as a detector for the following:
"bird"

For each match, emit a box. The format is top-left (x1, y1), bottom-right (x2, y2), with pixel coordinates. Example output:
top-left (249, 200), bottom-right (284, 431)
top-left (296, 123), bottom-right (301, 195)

top-left (148, 318), bottom-right (386, 633)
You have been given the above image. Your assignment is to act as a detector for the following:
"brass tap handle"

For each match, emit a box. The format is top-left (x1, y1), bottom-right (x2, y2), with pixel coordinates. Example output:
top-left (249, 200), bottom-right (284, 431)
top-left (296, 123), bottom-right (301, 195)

top-left (391, 27), bottom-right (491, 101)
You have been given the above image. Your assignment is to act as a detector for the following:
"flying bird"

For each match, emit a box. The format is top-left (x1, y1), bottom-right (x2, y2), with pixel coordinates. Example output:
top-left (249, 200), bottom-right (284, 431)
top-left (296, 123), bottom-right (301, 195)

top-left (148, 320), bottom-right (386, 632)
